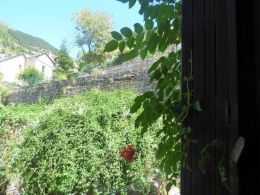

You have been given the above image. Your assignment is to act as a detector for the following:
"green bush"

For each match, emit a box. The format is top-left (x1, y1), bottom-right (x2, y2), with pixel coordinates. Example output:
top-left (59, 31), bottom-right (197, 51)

top-left (0, 102), bottom-right (46, 192)
top-left (0, 90), bottom-right (161, 194)
top-left (19, 67), bottom-right (44, 85)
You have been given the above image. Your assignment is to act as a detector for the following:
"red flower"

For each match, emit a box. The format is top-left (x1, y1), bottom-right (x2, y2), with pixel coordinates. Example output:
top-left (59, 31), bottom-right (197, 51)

top-left (120, 144), bottom-right (137, 163)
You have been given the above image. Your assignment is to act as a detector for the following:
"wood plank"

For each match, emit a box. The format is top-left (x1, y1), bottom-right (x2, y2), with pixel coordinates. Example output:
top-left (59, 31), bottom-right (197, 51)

top-left (215, 0), bottom-right (230, 194)
top-left (182, 0), bottom-right (239, 194)
top-left (181, 0), bottom-right (193, 194)
top-left (191, 0), bottom-right (205, 194)
top-left (226, 0), bottom-right (239, 194)
top-left (204, 0), bottom-right (217, 194)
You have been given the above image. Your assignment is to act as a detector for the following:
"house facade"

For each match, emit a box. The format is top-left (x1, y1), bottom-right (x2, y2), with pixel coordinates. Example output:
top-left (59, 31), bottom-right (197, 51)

top-left (0, 53), bottom-right (56, 83)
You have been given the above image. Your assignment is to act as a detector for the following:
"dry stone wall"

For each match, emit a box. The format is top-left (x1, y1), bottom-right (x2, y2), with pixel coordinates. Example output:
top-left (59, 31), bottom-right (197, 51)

top-left (7, 62), bottom-right (154, 104)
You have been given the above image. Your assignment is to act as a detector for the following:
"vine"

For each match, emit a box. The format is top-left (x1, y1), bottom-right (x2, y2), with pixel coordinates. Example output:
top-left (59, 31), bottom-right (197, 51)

top-left (104, 0), bottom-right (193, 190)
top-left (105, 0), bottom-right (229, 191)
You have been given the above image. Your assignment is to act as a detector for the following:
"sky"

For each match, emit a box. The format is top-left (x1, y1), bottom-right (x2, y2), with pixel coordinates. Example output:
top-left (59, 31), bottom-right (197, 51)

top-left (0, 0), bottom-right (143, 56)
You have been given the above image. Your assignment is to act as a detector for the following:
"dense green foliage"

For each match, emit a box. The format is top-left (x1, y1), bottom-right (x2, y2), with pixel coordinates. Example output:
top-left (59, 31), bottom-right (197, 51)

top-left (0, 90), bottom-right (161, 194)
top-left (0, 22), bottom-right (58, 55)
top-left (74, 8), bottom-right (112, 54)
top-left (74, 8), bottom-right (116, 72)
top-left (19, 67), bottom-right (44, 85)
top-left (54, 42), bottom-right (77, 80)
top-left (0, 103), bottom-right (45, 193)
top-left (106, 0), bottom-right (187, 190)
top-left (0, 84), bottom-right (15, 106)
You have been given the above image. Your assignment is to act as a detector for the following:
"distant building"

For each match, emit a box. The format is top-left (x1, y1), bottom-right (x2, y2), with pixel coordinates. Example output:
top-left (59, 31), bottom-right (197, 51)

top-left (0, 53), bottom-right (56, 83)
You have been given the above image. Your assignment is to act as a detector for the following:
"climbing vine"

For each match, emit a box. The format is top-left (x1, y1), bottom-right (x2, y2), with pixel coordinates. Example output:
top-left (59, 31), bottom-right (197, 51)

top-left (105, 0), bottom-right (195, 191)
top-left (105, 0), bottom-right (231, 191)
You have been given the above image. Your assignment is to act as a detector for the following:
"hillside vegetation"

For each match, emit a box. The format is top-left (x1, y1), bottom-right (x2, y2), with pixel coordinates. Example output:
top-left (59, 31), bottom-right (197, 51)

top-left (0, 90), bottom-right (162, 194)
top-left (0, 24), bottom-right (26, 55)
top-left (0, 22), bottom-right (58, 56)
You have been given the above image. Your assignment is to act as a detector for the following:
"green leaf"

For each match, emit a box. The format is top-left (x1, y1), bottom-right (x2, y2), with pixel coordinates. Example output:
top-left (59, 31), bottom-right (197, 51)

top-left (104, 40), bottom-right (118, 52)
top-left (166, 183), bottom-right (173, 192)
top-left (149, 57), bottom-right (166, 73)
top-left (158, 35), bottom-right (168, 52)
top-left (156, 142), bottom-right (168, 160)
top-left (147, 33), bottom-right (159, 54)
top-left (143, 91), bottom-right (154, 99)
top-left (119, 41), bottom-right (125, 53)
top-left (136, 32), bottom-right (144, 46)
top-left (134, 23), bottom-right (144, 33)
top-left (127, 49), bottom-right (138, 60)
top-left (130, 95), bottom-right (146, 113)
top-left (129, 0), bottom-right (137, 8)
top-left (193, 100), bottom-right (203, 112)
top-left (120, 27), bottom-right (133, 38)
top-left (140, 49), bottom-right (148, 60)
top-left (139, 1), bottom-right (149, 15)
top-left (111, 31), bottom-right (122, 41)
top-left (117, 0), bottom-right (128, 3)
top-left (126, 37), bottom-right (134, 48)
top-left (145, 19), bottom-right (154, 30)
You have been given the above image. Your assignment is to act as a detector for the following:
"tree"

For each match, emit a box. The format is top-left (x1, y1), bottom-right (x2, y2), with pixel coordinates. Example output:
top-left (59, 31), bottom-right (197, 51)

top-left (74, 8), bottom-right (113, 70)
top-left (105, 0), bottom-right (185, 191)
top-left (19, 67), bottom-right (44, 85)
top-left (74, 8), bottom-right (113, 53)
top-left (54, 41), bottom-right (77, 80)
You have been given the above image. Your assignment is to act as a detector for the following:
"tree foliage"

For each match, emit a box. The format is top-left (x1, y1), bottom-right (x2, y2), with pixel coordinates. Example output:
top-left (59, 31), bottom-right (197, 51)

top-left (74, 8), bottom-right (113, 71)
top-left (74, 8), bottom-right (113, 53)
top-left (54, 41), bottom-right (77, 80)
top-left (105, 0), bottom-right (186, 190)
top-left (19, 67), bottom-right (44, 85)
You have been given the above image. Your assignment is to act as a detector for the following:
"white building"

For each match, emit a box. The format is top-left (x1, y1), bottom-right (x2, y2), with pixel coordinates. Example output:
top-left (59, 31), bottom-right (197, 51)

top-left (0, 53), bottom-right (56, 83)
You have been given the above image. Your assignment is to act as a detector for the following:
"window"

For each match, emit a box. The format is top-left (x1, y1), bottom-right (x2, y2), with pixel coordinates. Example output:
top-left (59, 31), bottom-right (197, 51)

top-left (42, 66), bottom-right (45, 73)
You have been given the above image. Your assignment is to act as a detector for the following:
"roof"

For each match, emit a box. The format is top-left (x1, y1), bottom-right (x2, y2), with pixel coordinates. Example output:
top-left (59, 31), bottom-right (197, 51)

top-left (0, 54), bottom-right (26, 63)
top-left (34, 53), bottom-right (56, 64)
top-left (0, 53), bottom-right (56, 64)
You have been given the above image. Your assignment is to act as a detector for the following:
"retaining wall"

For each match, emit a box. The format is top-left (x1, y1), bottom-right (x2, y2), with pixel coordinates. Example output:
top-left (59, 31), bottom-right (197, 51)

top-left (7, 62), bottom-right (153, 104)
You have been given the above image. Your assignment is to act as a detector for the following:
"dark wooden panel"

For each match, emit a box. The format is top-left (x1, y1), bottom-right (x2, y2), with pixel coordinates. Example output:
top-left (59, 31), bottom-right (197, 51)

top-left (204, 0), bottom-right (217, 194)
top-left (182, 0), bottom-right (239, 194)
top-left (214, 0), bottom-right (230, 194)
top-left (181, 0), bottom-right (193, 194)
top-left (191, 0), bottom-right (205, 194)
top-left (226, 0), bottom-right (239, 194)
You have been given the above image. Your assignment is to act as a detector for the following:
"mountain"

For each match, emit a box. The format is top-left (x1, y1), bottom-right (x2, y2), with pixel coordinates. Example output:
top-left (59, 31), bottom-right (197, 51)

top-left (0, 22), bottom-right (58, 57)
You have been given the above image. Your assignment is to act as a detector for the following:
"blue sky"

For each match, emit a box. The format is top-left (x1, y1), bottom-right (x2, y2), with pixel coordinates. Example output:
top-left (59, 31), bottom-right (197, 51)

top-left (0, 0), bottom-right (143, 56)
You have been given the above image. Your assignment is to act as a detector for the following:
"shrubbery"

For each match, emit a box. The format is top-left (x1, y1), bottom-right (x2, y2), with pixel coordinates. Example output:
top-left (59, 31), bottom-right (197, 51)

top-left (0, 90), bottom-right (162, 194)
top-left (19, 67), bottom-right (44, 85)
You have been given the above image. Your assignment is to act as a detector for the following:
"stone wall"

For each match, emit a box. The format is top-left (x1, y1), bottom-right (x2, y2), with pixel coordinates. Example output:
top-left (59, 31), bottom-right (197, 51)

top-left (7, 62), bottom-right (154, 104)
